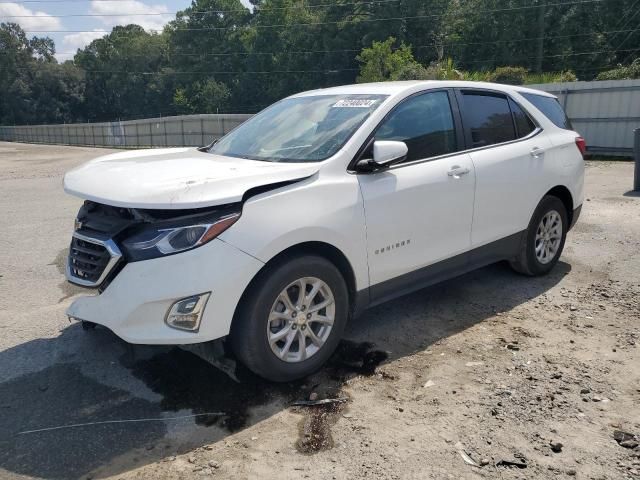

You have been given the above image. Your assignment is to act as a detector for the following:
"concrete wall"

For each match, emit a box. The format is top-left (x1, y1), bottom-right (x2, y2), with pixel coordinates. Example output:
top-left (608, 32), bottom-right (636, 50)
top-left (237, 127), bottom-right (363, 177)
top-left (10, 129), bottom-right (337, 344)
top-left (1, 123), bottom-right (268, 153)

top-left (0, 114), bottom-right (253, 148)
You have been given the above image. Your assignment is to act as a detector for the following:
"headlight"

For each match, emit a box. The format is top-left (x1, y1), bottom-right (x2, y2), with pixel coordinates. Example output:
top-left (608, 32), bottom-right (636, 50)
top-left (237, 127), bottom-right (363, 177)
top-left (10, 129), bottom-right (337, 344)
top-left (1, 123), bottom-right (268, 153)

top-left (121, 211), bottom-right (240, 261)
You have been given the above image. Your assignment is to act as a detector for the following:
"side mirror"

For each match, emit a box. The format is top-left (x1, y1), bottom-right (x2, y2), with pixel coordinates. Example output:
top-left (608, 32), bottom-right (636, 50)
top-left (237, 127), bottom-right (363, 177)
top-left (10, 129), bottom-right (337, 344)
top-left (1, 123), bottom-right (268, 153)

top-left (356, 140), bottom-right (408, 172)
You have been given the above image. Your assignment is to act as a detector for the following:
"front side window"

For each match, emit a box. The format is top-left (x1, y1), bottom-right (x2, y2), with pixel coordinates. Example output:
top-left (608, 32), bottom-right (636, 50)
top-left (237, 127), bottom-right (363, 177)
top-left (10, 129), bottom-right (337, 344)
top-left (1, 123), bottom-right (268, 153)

top-left (520, 92), bottom-right (572, 130)
top-left (461, 92), bottom-right (516, 148)
top-left (374, 90), bottom-right (458, 162)
top-left (209, 94), bottom-right (387, 162)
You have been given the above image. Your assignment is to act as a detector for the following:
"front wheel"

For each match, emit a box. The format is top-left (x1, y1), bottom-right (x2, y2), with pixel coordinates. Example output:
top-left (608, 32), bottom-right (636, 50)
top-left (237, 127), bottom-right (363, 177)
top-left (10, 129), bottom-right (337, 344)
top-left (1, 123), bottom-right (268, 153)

top-left (230, 255), bottom-right (349, 382)
top-left (510, 195), bottom-right (568, 276)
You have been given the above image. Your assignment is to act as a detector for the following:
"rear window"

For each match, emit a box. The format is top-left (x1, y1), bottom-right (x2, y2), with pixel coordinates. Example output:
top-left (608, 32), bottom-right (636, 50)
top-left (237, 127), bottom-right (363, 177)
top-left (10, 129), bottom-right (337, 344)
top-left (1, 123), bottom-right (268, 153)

top-left (520, 92), bottom-right (572, 130)
top-left (508, 98), bottom-right (537, 138)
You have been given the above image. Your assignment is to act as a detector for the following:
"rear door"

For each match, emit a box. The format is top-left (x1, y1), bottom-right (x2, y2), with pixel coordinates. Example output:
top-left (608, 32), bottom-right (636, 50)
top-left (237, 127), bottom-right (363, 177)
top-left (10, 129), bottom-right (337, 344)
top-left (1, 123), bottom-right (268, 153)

top-left (456, 89), bottom-right (552, 248)
top-left (356, 89), bottom-right (475, 301)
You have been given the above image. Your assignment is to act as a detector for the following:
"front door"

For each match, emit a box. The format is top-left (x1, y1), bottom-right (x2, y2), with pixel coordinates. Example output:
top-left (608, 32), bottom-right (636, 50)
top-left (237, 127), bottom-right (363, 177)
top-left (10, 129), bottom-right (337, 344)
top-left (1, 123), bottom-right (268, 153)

top-left (356, 90), bottom-right (475, 302)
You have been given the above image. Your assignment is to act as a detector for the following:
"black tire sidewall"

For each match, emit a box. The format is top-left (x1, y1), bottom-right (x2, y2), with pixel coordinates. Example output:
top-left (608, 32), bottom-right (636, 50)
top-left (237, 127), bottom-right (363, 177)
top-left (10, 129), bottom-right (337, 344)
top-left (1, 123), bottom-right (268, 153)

top-left (523, 196), bottom-right (568, 275)
top-left (231, 255), bottom-right (349, 382)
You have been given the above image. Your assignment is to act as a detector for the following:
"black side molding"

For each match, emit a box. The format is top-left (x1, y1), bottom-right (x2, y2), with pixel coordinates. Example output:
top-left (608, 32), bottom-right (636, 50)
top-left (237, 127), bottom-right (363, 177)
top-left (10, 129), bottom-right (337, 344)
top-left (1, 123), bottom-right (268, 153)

top-left (354, 231), bottom-right (525, 315)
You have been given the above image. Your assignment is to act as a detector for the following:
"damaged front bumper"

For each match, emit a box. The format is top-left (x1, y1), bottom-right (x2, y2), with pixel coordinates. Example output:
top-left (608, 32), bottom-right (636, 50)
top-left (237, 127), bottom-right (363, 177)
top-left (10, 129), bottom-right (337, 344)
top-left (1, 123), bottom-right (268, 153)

top-left (66, 238), bottom-right (264, 344)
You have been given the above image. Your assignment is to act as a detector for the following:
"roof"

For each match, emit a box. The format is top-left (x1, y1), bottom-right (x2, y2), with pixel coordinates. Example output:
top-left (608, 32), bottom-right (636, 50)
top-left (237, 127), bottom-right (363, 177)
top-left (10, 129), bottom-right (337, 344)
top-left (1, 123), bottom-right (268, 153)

top-left (293, 80), bottom-right (557, 98)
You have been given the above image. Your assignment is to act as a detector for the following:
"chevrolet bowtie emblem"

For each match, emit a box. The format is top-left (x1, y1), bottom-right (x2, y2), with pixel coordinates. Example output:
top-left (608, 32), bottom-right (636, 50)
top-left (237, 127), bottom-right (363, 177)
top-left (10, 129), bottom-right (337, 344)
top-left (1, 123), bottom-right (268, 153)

top-left (74, 218), bottom-right (83, 231)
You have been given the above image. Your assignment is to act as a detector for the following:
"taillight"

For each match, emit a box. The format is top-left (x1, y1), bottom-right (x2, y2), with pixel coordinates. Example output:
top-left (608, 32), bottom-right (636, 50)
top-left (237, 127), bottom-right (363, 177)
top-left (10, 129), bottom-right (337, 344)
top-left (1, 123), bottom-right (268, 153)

top-left (575, 136), bottom-right (586, 158)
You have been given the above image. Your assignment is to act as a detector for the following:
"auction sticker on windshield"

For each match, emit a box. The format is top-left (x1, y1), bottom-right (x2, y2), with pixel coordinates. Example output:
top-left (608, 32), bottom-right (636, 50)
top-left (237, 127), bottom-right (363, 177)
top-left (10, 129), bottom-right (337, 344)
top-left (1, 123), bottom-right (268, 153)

top-left (332, 99), bottom-right (379, 108)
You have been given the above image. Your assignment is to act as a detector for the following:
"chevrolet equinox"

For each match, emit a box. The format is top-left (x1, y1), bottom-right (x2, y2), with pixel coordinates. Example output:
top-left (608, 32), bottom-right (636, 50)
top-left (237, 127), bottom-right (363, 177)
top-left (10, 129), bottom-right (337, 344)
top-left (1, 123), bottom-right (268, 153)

top-left (64, 81), bottom-right (585, 381)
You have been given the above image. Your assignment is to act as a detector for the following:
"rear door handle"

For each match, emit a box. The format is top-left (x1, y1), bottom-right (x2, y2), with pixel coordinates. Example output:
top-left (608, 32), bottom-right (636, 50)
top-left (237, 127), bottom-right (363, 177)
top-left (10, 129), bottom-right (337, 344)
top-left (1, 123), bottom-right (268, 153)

top-left (530, 146), bottom-right (545, 158)
top-left (448, 166), bottom-right (470, 178)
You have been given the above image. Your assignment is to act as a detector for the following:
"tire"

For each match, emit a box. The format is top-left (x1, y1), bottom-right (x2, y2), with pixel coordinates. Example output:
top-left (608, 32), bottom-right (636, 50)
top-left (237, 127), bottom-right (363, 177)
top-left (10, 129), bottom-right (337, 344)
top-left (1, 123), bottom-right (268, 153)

top-left (230, 254), bottom-right (349, 382)
top-left (81, 320), bottom-right (97, 330)
top-left (510, 195), bottom-right (568, 276)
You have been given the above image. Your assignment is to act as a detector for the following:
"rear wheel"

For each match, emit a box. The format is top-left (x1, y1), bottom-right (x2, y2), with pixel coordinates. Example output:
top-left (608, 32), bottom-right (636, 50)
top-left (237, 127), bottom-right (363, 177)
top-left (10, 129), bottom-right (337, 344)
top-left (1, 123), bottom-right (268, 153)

top-left (510, 195), bottom-right (568, 276)
top-left (230, 255), bottom-right (349, 382)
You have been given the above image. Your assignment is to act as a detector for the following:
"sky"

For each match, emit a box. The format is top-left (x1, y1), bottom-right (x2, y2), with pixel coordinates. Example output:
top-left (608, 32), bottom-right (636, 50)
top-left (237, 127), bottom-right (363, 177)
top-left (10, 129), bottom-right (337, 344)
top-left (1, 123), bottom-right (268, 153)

top-left (0, 0), bottom-right (253, 61)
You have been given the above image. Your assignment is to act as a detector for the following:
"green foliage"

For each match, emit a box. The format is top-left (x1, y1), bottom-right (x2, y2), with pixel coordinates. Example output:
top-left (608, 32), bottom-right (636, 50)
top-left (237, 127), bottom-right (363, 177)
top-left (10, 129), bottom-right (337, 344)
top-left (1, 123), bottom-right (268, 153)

top-left (431, 58), bottom-right (465, 80)
top-left (439, 0), bottom-right (628, 76)
top-left (172, 88), bottom-right (190, 114)
top-left (596, 59), bottom-right (640, 80)
top-left (487, 66), bottom-right (529, 85)
top-left (74, 25), bottom-right (172, 121)
top-left (0, 0), bottom-right (637, 126)
top-left (393, 57), bottom-right (466, 81)
top-left (558, 70), bottom-right (578, 82)
top-left (392, 63), bottom-right (434, 80)
top-left (0, 22), bottom-right (85, 125)
top-left (173, 80), bottom-right (231, 114)
top-left (356, 38), bottom-right (421, 83)
top-left (356, 39), bottom-right (467, 82)
top-left (461, 70), bottom-right (491, 82)
top-left (525, 70), bottom-right (577, 84)
top-left (356, 45), bottom-right (578, 86)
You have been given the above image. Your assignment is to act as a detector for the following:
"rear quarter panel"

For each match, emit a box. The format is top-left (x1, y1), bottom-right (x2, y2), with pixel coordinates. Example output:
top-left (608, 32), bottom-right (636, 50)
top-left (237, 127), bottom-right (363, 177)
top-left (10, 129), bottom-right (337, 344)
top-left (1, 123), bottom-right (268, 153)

top-left (543, 128), bottom-right (585, 210)
top-left (514, 91), bottom-right (585, 215)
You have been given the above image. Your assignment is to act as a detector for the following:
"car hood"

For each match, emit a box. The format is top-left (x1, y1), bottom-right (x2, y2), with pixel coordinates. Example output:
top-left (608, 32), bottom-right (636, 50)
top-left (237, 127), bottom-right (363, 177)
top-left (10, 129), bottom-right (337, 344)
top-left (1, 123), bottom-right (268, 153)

top-left (63, 147), bottom-right (320, 209)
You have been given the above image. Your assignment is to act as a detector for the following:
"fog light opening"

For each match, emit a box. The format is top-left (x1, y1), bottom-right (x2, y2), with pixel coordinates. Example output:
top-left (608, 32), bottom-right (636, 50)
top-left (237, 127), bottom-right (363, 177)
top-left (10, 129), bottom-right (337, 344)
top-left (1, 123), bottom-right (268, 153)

top-left (165, 292), bottom-right (211, 332)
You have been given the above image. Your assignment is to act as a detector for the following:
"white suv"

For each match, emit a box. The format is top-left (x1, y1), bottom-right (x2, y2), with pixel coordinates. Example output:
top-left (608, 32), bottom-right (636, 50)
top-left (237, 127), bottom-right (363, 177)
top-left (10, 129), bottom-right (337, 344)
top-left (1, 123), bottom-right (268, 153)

top-left (64, 81), bottom-right (585, 381)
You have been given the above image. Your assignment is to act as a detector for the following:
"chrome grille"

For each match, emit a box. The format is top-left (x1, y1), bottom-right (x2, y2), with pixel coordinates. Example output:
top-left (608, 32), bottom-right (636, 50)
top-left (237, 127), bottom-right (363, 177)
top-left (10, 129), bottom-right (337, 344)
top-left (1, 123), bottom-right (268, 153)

top-left (67, 232), bottom-right (122, 287)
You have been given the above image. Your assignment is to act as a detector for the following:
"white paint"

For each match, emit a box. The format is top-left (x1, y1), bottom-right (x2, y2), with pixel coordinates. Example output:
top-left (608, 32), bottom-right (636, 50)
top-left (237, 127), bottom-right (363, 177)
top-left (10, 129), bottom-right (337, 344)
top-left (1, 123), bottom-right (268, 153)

top-left (63, 147), bottom-right (321, 208)
top-left (65, 80), bottom-right (584, 348)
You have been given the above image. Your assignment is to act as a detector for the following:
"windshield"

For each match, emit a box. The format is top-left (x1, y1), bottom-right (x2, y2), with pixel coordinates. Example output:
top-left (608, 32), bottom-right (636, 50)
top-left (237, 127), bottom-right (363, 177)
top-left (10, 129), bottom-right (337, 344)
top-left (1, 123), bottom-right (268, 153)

top-left (209, 94), bottom-right (387, 162)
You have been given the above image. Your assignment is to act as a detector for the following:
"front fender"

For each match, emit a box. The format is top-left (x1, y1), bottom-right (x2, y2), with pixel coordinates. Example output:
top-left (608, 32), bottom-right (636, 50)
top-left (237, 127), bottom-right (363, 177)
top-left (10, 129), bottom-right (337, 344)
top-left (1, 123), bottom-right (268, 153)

top-left (219, 172), bottom-right (369, 292)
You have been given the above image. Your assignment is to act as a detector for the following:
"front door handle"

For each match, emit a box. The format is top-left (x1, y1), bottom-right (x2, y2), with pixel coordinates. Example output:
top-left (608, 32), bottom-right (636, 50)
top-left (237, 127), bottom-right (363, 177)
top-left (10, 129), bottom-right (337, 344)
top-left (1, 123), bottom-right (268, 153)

top-left (448, 166), bottom-right (470, 178)
top-left (530, 146), bottom-right (545, 159)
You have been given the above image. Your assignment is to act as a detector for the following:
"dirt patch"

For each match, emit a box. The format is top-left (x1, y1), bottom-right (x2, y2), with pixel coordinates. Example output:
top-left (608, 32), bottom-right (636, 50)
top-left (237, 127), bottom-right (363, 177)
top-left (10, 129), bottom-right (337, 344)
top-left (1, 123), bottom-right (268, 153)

top-left (126, 340), bottom-right (389, 456)
top-left (295, 399), bottom-right (347, 454)
top-left (1, 147), bottom-right (639, 480)
top-left (109, 162), bottom-right (639, 480)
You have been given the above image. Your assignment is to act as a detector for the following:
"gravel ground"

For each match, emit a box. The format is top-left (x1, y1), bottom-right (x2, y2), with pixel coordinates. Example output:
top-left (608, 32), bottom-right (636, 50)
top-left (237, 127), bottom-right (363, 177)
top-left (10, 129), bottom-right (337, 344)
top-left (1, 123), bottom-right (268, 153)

top-left (0, 142), bottom-right (638, 480)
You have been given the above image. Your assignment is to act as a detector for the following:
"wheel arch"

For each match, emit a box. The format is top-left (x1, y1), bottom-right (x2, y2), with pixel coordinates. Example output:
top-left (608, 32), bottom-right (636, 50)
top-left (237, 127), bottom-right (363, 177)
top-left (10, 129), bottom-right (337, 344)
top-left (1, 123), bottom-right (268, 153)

top-left (230, 241), bottom-right (361, 334)
top-left (545, 185), bottom-right (574, 226)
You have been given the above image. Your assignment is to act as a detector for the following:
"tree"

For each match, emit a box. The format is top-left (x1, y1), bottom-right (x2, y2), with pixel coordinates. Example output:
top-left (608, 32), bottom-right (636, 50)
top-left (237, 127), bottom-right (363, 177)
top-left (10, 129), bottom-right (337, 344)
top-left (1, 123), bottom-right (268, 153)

top-left (1, 0), bottom-right (638, 126)
top-left (488, 66), bottom-right (529, 85)
top-left (596, 58), bottom-right (640, 80)
top-left (440, 0), bottom-right (637, 78)
top-left (356, 37), bottom-right (422, 82)
top-left (74, 25), bottom-right (172, 121)
top-left (0, 22), bottom-right (84, 125)
top-left (167, 0), bottom-right (250, 113)
top-left (173, 80), bottom-right (231, 113)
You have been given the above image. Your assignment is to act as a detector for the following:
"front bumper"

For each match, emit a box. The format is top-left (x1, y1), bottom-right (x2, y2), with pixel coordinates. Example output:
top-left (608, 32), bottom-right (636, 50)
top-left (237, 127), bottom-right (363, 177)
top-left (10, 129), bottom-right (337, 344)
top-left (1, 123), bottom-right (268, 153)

top-left (66, 238), bottom-right (264, 344)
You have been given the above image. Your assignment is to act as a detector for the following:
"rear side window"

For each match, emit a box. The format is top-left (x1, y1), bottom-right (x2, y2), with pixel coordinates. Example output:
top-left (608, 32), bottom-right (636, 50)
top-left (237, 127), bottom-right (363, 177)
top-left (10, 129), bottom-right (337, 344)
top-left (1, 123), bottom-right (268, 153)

top-left (460, 92), bottom-right (516, 147)
top-left (508, 98), bottom-right (537, 138)
top-left (375, 90), bottom-right (458, 162)
top-left (520, 92), bottom-right (572, 130)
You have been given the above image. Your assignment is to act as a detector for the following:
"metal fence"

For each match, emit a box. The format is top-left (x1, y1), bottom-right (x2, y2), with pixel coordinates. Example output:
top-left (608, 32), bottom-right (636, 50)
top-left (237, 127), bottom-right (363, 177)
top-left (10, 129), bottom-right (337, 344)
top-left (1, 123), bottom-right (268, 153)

top-left (0, 114), bottom-right (253, 148)
top-left (530, 79), bottom-right (640, 157)
top-left (1, 79), bottom-right (639, 156)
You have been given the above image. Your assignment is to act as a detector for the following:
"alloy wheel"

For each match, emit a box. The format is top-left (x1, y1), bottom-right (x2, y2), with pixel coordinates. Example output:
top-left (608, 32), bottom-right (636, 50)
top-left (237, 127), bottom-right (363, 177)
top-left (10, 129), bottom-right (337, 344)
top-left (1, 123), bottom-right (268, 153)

top-left (535, 210), bottom-right (563, 264)
top-left (267, 277), bottom-right (335, 363)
